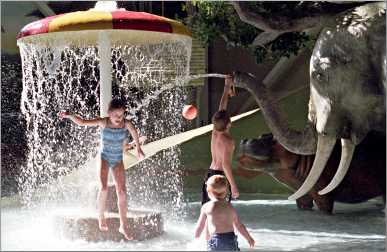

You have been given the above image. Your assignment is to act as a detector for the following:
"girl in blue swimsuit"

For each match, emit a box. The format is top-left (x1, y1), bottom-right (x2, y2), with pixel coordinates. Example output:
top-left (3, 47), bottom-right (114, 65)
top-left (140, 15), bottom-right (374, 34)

top-left (59, 98), bottom-right (145, 240)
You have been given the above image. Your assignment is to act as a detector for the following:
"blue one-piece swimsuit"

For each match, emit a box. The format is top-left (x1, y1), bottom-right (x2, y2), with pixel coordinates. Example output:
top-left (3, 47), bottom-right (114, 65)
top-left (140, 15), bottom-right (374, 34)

top-left (100, 126), bottom-right (130, 169)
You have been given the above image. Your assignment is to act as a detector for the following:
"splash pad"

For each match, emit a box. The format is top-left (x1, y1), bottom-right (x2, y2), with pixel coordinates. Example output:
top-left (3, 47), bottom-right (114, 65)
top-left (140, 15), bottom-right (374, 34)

top-left (17, 3), bottom-right (191, 242)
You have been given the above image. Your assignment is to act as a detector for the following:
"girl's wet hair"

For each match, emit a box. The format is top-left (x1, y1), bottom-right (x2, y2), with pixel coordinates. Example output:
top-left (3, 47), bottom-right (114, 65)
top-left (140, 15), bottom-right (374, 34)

top-left (206, 175), bottom-right (228, 199)
top-left (108, 98), bottom-right (126, 112)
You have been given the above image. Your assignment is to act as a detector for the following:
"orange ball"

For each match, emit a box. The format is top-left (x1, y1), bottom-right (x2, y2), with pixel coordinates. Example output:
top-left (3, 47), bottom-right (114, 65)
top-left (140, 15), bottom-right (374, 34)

top-left (182, 105), bottom-right (198, 120)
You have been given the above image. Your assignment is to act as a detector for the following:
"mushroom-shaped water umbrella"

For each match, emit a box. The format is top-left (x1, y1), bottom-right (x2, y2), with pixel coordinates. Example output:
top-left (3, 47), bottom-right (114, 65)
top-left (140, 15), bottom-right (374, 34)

top-left (17, 7), bottom-right (192, 116)
top-left (16, 6), bottom-right (192, 242)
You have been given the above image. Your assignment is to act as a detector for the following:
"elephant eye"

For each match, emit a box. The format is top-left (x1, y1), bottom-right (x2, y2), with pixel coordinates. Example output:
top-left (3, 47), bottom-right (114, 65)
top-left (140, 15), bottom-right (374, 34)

top-left (313, 72), bottom-right (324, 82)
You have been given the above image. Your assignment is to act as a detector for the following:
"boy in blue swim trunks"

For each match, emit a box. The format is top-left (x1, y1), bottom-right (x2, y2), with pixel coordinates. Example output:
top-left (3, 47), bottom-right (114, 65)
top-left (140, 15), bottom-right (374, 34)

top-left (59, 98), bottom-right (145, 240)
top-left (195, 175), bottom-right (255, 251)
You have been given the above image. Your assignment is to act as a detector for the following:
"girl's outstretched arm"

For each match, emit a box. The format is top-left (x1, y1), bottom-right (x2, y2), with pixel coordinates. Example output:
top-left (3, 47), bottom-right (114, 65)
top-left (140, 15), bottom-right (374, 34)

top-left (59, 111), bottom-right (105, 127)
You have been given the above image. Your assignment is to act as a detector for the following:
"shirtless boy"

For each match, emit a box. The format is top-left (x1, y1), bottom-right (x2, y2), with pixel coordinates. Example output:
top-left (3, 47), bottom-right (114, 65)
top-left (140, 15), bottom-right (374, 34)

top-left (201, 76), bottom-right (239, 205)
top-left (195, 175), bottom-right (255, 250)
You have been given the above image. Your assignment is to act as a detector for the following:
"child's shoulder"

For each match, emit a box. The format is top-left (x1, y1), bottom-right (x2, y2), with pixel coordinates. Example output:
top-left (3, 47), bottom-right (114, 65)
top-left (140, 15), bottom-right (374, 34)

top-left (219, 134), bottom-right (234, 145)
top-left (202, 201), bottom-right (212, 208)
top-left (204, 200), bottom-right (230, 210)
top-left (225, 202), bottom-right (237, 215)
top-left (202, 200), bottom-right (215, 210)
top-left (99, 117), bottom-right (109, 128)
top-left (217, 201), bottom-right (234, 212)
top-left (124, 117), bottom-right (134, 126)
top-left (226, 201), bottom-right (235, 210)
top-left (226, 135), bottom-right (235, 144)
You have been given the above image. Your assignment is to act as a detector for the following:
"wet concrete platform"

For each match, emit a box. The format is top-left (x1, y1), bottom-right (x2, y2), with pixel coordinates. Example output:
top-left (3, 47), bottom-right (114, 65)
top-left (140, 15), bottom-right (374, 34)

top-left (55, 210), bottom-right (163, 242)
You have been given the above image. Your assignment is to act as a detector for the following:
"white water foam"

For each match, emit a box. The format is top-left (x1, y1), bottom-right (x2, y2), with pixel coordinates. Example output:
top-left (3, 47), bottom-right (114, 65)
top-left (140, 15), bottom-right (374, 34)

top-left (2, 198), bottom-right (384, 251)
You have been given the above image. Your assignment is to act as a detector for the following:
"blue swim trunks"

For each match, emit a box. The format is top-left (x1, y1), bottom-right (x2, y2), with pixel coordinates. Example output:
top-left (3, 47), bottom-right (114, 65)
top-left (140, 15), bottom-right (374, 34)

top-left (100, 127), bottom-right (130, 168)
top-left (207, 232), bottom-right (240, 251)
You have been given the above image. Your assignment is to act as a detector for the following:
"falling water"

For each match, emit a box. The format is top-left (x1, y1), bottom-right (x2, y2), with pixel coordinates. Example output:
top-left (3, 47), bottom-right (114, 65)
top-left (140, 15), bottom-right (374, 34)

top-left (15, 17), bottom-right (234, 222)
top-left (18, 43), bottom-right (101, 207)
top-left (110, 41), bottom-right (192, 217)
top-left (17, 31), bottom-right (192, 220)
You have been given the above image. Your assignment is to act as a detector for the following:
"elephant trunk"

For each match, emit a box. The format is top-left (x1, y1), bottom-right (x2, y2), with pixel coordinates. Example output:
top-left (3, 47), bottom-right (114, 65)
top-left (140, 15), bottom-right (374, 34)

top-left (233, 71), bottom-right (317, 155)
top-left (288, 134), bottom-right (336, 200)
top-left (318, 138), bottom-right (356, 195)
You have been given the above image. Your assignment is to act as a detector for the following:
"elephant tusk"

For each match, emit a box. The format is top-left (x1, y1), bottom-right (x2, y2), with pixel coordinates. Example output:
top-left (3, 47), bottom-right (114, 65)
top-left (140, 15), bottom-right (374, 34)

top-left (318, 138), bottom-right (355, 195)
top-left (288, 134), bottom-right (336, 200)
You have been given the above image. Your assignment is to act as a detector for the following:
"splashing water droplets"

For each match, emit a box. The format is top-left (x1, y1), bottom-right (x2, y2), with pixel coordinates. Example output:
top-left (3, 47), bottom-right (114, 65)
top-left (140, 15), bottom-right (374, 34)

top-left (17, 33), bottom-right (191, 218)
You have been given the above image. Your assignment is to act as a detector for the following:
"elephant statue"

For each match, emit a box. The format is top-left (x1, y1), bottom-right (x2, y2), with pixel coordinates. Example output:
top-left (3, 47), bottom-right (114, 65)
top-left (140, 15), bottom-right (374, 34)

top-left (237, 132), bottom-right (386, 214)
top-left (233, 2), bottom-right (386, 200)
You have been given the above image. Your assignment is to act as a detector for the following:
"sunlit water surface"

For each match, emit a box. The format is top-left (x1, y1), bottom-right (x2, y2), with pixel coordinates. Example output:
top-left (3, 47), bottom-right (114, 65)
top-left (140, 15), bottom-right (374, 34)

top-left (2, 195), bottom-right (384, 251)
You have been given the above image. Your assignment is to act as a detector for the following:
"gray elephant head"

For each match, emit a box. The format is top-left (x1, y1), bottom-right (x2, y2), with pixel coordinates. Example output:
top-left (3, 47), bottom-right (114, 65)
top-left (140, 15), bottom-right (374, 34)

top-left (292, 3), bottom-right (386, 199)
top-left (234, 2), bottom-right (386, 200)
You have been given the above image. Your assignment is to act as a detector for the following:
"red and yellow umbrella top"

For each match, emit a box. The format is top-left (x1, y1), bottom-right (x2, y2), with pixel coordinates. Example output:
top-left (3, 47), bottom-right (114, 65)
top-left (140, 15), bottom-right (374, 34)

top-left (17, 10), bottom-right (191, 40)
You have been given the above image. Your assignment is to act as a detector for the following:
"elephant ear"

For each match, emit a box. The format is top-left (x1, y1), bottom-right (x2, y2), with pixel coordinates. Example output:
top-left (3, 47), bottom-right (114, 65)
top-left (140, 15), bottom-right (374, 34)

top-left (239, 133), bottom-right (275, 160)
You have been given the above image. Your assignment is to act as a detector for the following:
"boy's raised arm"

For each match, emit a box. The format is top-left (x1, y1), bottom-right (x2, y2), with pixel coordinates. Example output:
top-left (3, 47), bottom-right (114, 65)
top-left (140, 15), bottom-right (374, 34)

top-left (218, 76), bottom-right (233, 111)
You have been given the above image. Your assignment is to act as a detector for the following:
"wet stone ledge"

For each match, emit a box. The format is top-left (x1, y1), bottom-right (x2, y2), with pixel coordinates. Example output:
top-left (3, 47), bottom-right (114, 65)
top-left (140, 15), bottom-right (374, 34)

top-left (54, 210), bottom-right (163, 242)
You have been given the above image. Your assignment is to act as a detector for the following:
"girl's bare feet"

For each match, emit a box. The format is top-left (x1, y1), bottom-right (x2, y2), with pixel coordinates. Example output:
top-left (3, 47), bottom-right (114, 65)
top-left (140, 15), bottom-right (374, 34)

top-left (98, 217), bottom-right (108, 232)
top-left (119, 225), bottom-right (133, 240)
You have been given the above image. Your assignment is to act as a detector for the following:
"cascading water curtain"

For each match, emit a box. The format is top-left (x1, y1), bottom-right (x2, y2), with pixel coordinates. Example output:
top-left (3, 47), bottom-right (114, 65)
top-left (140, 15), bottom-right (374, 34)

top-left (18, 36), bottom-right (192, 218)
top-left (111, 40), bottom-right (191, 219)
top-left (18, 42), bottom-right (101, 207)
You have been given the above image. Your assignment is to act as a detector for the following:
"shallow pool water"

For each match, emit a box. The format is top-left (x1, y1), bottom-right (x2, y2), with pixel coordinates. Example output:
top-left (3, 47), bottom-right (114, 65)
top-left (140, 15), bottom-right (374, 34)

top-left (2, 194), bottom-right (384, 251)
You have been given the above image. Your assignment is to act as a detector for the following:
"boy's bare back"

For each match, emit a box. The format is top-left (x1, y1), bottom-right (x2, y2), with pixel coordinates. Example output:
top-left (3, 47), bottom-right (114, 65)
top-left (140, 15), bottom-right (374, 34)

top-left (195, 174), bottom-right (255, 248)
top-left (202, 200), bottom-right (235, 235)
top-left (210, 131), bottom-right (235, 170)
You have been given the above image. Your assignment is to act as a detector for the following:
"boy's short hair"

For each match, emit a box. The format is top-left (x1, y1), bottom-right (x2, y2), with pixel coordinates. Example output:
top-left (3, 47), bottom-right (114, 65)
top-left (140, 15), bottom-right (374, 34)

top-left (206, 175), bottom-right (228, 200)
top-left (212, 110), bottom-right (231, 132)
top-left (108, 98), bottom-right (126, 112)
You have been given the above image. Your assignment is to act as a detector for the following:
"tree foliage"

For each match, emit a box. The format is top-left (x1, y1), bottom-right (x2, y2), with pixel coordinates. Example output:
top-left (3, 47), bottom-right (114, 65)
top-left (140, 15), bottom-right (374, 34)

top-left (182, 1), bottom-right (359, 64)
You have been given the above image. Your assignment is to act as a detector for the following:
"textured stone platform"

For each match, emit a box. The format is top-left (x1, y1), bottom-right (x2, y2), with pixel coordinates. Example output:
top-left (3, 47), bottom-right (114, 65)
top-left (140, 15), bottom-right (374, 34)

top-left (55, 210), bottom-right (163, 242)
